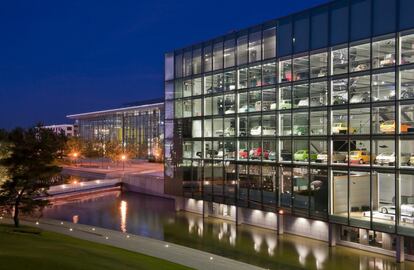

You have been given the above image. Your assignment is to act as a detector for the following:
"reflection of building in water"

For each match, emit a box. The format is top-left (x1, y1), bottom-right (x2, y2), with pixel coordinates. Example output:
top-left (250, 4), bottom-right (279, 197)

top-left (120, 200), bottom-right (127, 233)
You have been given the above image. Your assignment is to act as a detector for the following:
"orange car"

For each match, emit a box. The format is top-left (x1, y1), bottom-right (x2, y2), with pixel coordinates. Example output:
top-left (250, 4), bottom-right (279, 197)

top-left (380, 120), bottom-right (412, 133)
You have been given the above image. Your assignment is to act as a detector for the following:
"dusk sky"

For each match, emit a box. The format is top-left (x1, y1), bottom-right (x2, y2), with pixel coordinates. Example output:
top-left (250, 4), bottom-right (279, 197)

top-left (0, 0), bottom-right (329, 129)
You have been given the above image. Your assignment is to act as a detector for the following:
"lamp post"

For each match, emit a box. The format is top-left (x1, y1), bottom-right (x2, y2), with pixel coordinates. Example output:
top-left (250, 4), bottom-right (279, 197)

top-left (121, 154), bottom-right (126, 171)
top-left (73, 152), bottom-right (78, 167)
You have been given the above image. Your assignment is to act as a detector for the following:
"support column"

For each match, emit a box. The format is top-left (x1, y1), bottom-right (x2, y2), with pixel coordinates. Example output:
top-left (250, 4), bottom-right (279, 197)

top-left (203, 201), bottom-right (209, 218)
top-left (277, 212), bottom-right (284, 235)
top-left (359, 229), bottom-right (369, 245)
top-left (174, 196), bottom-right (184, 212)
top-left (396, 235), bottom-right (405, 263)
top-left (236, 207), bottom-right (243, 225)
top-left (328, 223), bottom-right (337, 247)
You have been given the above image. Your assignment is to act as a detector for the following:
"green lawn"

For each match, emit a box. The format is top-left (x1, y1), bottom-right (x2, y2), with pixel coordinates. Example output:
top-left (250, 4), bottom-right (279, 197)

top-left (0, 224), bottom-right (193, 270)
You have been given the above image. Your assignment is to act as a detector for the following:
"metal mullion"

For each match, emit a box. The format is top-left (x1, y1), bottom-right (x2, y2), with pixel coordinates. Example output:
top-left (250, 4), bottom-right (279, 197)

top-left (395, 32), bottom-right (401, 231)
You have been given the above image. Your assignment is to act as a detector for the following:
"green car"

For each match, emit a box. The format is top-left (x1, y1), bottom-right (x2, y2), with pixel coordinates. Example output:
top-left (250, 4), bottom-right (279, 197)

top-left (279, 100), bottom-right (292, 110)
top-left (294, 150), bottom-right (317, 161)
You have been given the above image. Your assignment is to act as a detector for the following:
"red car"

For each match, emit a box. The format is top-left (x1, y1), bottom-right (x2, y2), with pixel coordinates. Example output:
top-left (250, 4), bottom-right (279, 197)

top-left (239, 149), bottom-right (249, 159)
top-left (250, 147), bottom-right (269, 159)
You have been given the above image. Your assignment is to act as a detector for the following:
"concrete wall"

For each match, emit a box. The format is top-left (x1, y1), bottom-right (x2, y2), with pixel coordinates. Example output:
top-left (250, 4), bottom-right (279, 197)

top-left (182, 198), bottom-right (204, 215)
top-left (122, 173), bottom-right (165, 197)
top-left (283, 215), bottom-right (329, 242)
top-left (238, 208), bottom-right (277, 230)
top-left (206, 202), bottom-right (237, 222)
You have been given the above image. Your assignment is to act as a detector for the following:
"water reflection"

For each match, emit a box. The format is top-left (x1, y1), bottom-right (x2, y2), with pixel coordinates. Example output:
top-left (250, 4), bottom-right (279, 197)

top-left (120, 200), bottom-right (127, 233)
top-left (42, 191), bottom-right (412, 270)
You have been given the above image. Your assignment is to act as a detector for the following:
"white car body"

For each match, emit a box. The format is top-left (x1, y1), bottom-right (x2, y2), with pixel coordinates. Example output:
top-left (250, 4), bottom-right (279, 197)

top-left (215, 127), bottom-right (235, 137)
top-left (250, 126), bottom-right (276, 136)
top-left (375, 152), bottom-right (395, 165)
top-left (297, 98), bottom-right (309, 107)
top-left (225, 108), bottom-right (236, 114)
top-left (270, 103), bottom-right (277, 110)
top-left (380, 204), bottom-right (414, 217)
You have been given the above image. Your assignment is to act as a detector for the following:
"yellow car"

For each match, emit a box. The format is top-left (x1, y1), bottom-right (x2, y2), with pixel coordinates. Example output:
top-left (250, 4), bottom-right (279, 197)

top-left (380, 120), bottom-right (412, 133)
top-left (332, 123), bottom-right (357, 134)
top-left (349, 150), bottom-right (373, 164)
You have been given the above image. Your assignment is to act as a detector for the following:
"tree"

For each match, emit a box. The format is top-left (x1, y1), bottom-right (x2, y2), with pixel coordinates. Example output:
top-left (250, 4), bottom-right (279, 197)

top-left (104, 140), bottom-right (123, 162)
top-left (0, 126), bottom-right (66, 227)
top-left (0, 129), bottom-right (10, 186)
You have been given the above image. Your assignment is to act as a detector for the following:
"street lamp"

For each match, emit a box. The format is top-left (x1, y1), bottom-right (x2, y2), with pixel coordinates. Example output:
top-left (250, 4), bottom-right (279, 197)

top-left (73, 152), bottom-right (79, 167)
top-left (121, 154), bottom-right (126, 171)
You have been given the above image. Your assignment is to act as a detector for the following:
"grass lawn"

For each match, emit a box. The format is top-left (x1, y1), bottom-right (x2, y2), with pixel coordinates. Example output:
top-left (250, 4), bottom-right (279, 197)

top-left (0, 224), bottom-right (193, 270)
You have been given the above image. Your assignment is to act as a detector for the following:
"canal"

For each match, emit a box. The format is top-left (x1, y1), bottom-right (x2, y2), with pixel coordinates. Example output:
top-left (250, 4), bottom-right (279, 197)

top-left (42, 191), bottom-right (413, 270)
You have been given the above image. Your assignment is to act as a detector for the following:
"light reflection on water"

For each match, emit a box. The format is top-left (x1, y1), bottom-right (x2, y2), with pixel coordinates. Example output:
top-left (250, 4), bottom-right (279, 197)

top-left (42, 191), bottom-right (412, 270)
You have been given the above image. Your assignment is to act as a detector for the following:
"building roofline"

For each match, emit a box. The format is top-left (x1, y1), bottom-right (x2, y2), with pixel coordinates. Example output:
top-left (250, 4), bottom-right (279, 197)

top-left (67, 102), bottom-right (164, 119)
top-left (165, 0), bottom-right (333, 53)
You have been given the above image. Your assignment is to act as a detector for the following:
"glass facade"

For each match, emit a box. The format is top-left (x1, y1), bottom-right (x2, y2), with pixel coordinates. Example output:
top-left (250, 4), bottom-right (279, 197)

top-left (165, 0), bottom-right (414, 240)
top-left (69, 102), bottom-right (164, 160)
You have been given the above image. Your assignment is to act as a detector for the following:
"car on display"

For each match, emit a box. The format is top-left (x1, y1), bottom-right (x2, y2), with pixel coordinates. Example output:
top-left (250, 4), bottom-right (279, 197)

top-left (380, 120), bottom-right (412, 133)
top-left (353, 64), bottom-right (368, 72)
top-left (238, 105), bottom-right (256, 113)
top-left (332, 94), bottom-right (347, 105)
top-left (297, 97), bottom-right (322, 107)
top-left (374, 152), bottom-right (411, 166)
top-left (349, 150), bottom-right (372, 164)
top-left (380, 203), bottom-right (414, 217)
top-left (239, 149), bottom-right (249, 159)
top-left (279, 100), bottom-right (292, 110)
top-left (268, 151), bottom-right (277, 161)
top-left (293, 125), bottom-right (308, 136)
top-left (316, 151), bottom-right (347, 163)
top-left (255, 101), bottom-right (273, 111)
top-left (409, 154), bottom-right (414, 166)
top-left (401, 88), bottom-right (414, 99)
top-left (250, 147), bottom-right (270, 160)
top-left (293, 150), bottom-right (317, 162)
top-left (250, 126), bottom-right (276, 136)
top-left (332, 123), bottom-right (357, 134)
top-left (215, 127), bottom-right (235, 137)
top-left (349, 92), bottom-right (370, 103)
top-left (280, 150), bottom-right (292, 161)
top-left (224, 106), bottom-right (236, 114)
top-left (374, 152), bottom-right (395, 165)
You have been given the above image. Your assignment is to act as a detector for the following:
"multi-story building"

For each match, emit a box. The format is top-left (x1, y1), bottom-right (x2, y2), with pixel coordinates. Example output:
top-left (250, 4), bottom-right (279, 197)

top-left (67, 99), bottom-right (164, 160)
top-left (164, 0), bottom-right (414, 261)
top-left (43, 124), bottom-right (77, 137)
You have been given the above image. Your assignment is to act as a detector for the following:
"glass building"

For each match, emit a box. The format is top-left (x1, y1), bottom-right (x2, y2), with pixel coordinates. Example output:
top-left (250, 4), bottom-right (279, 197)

top-left (68, 99), bottom-right (164, 160)
top-left (165, 0), bottom-right (414, 261)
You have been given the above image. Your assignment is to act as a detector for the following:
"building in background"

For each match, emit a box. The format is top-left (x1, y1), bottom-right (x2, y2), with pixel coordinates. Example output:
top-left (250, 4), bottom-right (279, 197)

top-left (164, 0), bottom-right (414, 261)
top-left (68, 99), bottom-right (164, 160)
top-left (43, 124), bottom-right (77, 137)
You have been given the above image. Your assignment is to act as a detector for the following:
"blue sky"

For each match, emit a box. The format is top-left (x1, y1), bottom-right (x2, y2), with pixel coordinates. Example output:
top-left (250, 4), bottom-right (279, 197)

top-left (0, 0), bottom-right (329, 129)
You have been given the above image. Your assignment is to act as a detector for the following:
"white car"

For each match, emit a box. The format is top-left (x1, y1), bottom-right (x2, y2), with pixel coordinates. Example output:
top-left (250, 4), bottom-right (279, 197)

top-left (238, 105), bottom-right (255, 113)
top-left (225, 107), bottom-right (236, 114)
top-left (380, 204), bottom-right (414, 217)
top-left (215, 127), bottom-right (235, 137)
top-left (250, 126), bottom-right (276, 136)
top-left (374, 152), bottom-right (395, 165)
top-left (297, 98), bottom-right (309, 107)
top-left (374, 152), bottom-right (411, 166)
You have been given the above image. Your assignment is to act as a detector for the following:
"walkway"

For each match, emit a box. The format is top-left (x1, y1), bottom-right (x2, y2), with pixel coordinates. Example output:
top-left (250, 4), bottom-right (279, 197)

top-left (7, 218), bottom-right (266, 270)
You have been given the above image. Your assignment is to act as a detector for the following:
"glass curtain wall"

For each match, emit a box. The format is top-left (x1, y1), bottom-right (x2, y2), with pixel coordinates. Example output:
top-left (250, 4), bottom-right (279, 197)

top-left (169, 26), bottom-right (414, 236)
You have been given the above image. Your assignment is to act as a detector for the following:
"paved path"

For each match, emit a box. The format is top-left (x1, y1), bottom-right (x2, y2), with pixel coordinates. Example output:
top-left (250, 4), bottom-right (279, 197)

top-left (4, 218), bottom-right (265, 270)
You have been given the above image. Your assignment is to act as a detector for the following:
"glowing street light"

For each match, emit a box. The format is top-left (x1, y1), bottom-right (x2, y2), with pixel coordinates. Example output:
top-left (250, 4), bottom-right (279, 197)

top-left (121, 154), bottom-right (127, 171)
top-left (72, 152), bottom-right (79, 167)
